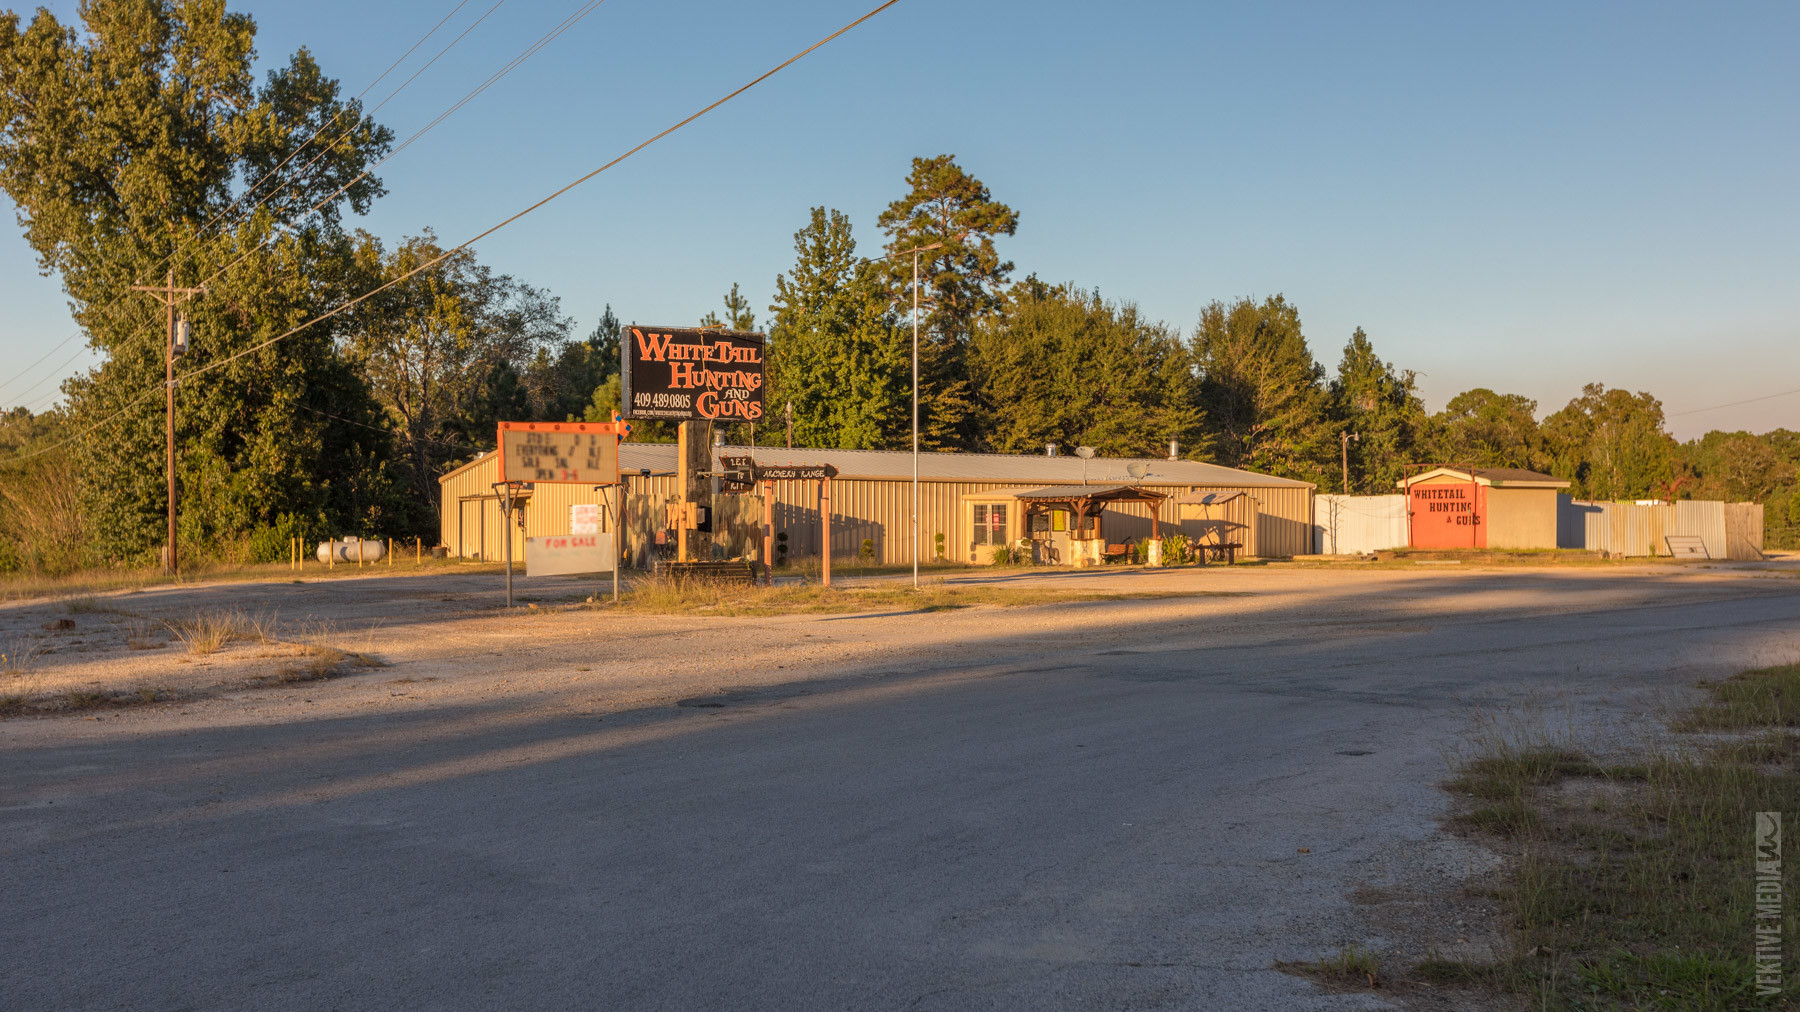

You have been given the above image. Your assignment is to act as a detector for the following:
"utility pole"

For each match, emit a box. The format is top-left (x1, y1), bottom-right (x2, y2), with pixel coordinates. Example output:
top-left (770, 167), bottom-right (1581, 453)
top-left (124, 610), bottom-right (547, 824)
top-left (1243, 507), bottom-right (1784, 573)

top-left (131, 270), bottom-right (204, 575)
top-left (784, 401), bottom-right (793, 449)
top-left (1340, 431), bottom-right (1360, 495)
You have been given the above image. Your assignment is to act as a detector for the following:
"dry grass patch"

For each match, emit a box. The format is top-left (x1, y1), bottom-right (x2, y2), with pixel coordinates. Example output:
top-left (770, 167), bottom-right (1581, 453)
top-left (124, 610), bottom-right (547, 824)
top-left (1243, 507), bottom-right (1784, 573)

top-left (164, 607), bottom-right (276, 655)
top-left (1420, 669), bottom-right (1800, 1009)
top-left (605, 578), bottom-right (1239, 617)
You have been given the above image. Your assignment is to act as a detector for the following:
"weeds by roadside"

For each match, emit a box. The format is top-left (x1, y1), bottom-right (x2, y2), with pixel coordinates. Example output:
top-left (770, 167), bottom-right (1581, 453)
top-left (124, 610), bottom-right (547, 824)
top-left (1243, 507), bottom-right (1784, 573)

top-left (1, 610), bottom-right (384, 716)
top-left (1327, 662), bottom-right (1800, 1009)
top-left (597, 577), bottom-right (1239, 617)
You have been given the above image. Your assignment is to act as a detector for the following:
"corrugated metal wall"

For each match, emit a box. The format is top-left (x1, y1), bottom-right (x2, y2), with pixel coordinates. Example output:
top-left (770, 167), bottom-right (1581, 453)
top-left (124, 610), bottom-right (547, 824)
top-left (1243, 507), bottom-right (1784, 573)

top-left (440, 455), bottom-right (1316, 562)
top-left (1312, 495), bottom-right (1408, 554)
top-left (1565, 499), bottom-right (1740, 559)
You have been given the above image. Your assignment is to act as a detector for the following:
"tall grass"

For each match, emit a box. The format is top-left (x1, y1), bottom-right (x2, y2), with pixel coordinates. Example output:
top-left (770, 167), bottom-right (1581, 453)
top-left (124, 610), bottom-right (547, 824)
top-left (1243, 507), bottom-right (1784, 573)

top-left (1430, 665), bottom-right (1800, 1008)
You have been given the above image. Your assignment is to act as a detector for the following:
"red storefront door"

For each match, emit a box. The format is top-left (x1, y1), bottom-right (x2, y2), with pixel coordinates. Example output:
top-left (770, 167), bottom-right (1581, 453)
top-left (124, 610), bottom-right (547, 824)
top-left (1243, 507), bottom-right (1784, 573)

top-left (1408, 479), bottom-right (1486, 549)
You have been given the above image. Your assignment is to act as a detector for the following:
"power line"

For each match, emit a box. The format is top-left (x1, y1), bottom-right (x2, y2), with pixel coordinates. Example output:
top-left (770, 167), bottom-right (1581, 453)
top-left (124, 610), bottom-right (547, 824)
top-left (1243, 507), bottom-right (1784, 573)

top-left (195, 0), bottom-right (609, 293)
top-left (291, 403), bottom-right (490, 454)
top-left (1668, 386), bottom-right (1800, 418)
top-left (0, 0), bottom-right (903, 469)
top-left (0, 0), bottom-right (483, 405)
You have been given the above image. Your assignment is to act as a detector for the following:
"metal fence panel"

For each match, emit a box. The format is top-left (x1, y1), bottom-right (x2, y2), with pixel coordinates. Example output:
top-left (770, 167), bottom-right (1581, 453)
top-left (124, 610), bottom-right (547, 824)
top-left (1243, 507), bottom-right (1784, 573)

top-left (1312, 495), bottom-right (1407, 554)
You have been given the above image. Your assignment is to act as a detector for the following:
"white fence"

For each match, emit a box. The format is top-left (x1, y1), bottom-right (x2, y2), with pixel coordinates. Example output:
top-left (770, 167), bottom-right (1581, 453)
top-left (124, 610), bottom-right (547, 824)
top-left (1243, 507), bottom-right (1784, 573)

top-left (1313, 494), bottom-right (1409, 555)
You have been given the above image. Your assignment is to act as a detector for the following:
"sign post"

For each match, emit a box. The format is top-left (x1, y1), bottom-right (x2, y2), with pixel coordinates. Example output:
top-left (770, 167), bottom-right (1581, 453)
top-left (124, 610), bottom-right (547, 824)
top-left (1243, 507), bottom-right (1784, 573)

top-left (492, 421), bottom-right (626, 605)
top-left (621, 326), bottom-right (765, 570)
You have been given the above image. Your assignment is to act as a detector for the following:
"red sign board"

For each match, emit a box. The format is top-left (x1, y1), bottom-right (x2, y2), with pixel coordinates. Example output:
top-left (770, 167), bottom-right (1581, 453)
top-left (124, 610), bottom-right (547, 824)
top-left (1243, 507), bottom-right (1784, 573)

top-left (1408, 479), bottom-right (1486, 549)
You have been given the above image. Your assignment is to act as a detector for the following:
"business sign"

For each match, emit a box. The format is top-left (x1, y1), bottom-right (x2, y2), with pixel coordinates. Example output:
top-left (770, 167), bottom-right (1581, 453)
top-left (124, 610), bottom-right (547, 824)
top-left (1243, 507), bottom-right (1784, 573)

top-left (754, 463), bottom-right (838, 482)
top-left (525, 533), bottom-right (616, 577)
top-left (570, 503), bottom-right (601, 535)
top-left (621, 326), bottom-right (765, 422)
top-left (497, 421), bottom-right (623, 485)
top-left (1407, 479), bottom-right (1486, 549)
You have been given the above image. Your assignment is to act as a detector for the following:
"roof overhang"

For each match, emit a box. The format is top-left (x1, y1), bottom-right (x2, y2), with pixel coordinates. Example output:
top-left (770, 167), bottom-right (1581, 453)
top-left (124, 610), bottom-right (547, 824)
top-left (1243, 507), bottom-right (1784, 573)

top-left (1397, 467), bottom-right (1570, 490)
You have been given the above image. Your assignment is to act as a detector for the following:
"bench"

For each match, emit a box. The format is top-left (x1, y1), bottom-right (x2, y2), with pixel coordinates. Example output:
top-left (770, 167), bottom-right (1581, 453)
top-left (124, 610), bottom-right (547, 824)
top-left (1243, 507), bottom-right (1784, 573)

top-left (1197, 542), bottom-right (1241, 565)
top-left (1104, 543), bottom-right (1133, 563)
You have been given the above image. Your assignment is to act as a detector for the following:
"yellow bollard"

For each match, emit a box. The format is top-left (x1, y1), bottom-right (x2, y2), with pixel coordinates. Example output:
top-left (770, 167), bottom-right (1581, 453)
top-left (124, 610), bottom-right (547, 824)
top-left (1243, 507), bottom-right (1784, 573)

top-left (415, 537), bottom-right (421, 565)
top-left (388, 537), bottom-right (393, 567)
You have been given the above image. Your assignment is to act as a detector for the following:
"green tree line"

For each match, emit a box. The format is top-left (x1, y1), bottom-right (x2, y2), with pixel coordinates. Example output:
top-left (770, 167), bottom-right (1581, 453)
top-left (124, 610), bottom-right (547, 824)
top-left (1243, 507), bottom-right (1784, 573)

top-left (0, 1), bottom-right (1793, 576)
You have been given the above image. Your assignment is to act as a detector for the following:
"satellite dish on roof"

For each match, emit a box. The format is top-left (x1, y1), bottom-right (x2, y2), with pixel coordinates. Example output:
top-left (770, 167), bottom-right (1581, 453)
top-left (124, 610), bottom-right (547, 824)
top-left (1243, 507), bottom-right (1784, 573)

top-left (1126, 463), bottom-right (1148, 480)
top-left (1074, 446), bottom-right (1096, 459)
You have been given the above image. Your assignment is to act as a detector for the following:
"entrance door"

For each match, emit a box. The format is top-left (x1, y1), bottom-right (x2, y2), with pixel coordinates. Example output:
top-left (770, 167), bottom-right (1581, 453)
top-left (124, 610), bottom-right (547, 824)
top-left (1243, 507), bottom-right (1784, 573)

top-left (968, 502), bottom-right (1009, 562)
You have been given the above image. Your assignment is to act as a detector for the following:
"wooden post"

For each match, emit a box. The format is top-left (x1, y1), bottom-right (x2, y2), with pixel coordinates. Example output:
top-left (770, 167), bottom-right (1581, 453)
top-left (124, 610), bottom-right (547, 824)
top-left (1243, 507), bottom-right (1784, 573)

top-left (821, 475), bottom-right (832, 588)
top-left (677, 421), bottom-right (710, 563)
top-left (763, 479), bottom-right (777, 583)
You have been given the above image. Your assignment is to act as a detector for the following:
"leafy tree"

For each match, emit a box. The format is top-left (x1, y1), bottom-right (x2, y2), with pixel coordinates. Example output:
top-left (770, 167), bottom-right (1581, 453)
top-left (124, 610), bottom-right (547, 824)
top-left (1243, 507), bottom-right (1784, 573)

top-left (341, 230), bottom-right (573, 523)
top-left (0, 1), bottom-right (398, 559)
top-left (767, 207), bottom-right (908, 450)
top-left (1678, 430), bottom-right (1797, 503)
top-left (1418, 388), bottom-right (1550, 474)
top-left (972, 280), bottom-right (1201, 458)
top-left (700, 283), bottom-right (756, 331)
top-left (877, 155), bottom-right (1018, 448)
top-left (1189, 295), bottom-right (1332, 484)
top-left (1328, 327), bottom-right (1425, 492)
top-left (1542, 383), bottom-right (1675, 500)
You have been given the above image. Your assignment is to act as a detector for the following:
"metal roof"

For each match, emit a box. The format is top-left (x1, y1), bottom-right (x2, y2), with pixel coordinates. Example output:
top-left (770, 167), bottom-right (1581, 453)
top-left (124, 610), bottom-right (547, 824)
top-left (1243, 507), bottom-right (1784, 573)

top-left (1008, 485), bottom-right (1168, 502)
top-left (442, 443), bottom-right (1314, 488)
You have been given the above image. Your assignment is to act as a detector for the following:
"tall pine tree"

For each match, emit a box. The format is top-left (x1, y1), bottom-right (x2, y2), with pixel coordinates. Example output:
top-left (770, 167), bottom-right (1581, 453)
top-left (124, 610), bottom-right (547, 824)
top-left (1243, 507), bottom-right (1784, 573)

top-left (1329, 327), bottom-right (1425, 492)
top-left (877, 155), bottom-right (1018, 449)
top-left (1190, 295), bottom-right (1333, 484)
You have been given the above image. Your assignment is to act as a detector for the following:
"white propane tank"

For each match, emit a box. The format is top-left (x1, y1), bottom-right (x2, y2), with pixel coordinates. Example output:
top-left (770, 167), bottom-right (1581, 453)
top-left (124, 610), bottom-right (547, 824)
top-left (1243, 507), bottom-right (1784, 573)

top-left (315, 536), bottom-right (386, 564)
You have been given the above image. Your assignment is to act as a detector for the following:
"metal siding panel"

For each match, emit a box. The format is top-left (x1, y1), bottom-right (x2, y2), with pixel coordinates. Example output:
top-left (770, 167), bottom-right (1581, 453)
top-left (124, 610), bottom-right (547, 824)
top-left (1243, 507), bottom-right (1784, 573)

top-left (1670, 500), bottom-right (1727, 559)
top-left (1314, 495), bottom-right (1408, 554)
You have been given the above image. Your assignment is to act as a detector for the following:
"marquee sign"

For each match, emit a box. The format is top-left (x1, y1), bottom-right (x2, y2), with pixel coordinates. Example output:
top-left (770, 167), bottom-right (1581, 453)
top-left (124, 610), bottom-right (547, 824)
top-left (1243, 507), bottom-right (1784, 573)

top-left (497, 421), bottom-right (624, 485)
top-left (621, 326), bottom-right (765, 422)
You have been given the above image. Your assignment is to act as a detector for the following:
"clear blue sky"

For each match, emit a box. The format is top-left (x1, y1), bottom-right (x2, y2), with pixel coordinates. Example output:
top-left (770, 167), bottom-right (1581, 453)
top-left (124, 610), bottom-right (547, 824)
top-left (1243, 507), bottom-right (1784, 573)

top-left (3, 0), bottom-right (1796, 439)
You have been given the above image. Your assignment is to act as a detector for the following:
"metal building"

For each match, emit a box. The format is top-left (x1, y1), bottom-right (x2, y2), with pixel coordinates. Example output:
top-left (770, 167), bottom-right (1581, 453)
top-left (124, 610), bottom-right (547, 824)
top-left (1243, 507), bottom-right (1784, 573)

top-left (438, 444), bottom-right (1316, 564)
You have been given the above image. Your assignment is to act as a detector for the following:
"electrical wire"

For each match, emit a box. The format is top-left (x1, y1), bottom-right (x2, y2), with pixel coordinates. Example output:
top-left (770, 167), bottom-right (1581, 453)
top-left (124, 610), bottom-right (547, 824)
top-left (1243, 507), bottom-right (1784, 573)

top-left (0, 0), bottom-right (904, 468)
top-left (1667, 386), bottom-right (1800, 418)
top-left (291, 402), bottom-right (489, 454)
top-left (0, 0), bottom-right (482, 406)
top-left (195, 0), bottom-right (609, 293)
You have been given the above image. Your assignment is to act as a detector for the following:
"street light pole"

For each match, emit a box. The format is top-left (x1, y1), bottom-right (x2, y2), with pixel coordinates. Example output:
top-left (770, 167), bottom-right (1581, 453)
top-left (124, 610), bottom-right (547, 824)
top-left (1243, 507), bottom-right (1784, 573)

top-left (868, 241), bottom-right (942, 590)
top-left (911, 247), bottom-right (921, 590)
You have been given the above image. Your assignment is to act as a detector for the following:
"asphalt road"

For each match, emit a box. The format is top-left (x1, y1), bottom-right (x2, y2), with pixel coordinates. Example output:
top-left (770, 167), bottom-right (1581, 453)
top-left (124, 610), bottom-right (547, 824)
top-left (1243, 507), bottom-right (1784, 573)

top-left (5, 568), bottom-right (1800, 1011)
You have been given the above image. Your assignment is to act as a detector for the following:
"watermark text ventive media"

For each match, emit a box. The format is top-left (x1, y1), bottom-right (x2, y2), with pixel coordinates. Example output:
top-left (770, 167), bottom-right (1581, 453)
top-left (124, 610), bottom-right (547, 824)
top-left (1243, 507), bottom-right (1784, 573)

top-left (1756, 811), bottom-right (1783, 997)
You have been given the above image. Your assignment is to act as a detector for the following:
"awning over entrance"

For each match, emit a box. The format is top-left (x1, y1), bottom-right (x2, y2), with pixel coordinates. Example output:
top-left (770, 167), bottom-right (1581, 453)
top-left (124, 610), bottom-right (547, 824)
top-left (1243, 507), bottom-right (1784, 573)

top-left (1010, 485), bottom-right (1168, 539)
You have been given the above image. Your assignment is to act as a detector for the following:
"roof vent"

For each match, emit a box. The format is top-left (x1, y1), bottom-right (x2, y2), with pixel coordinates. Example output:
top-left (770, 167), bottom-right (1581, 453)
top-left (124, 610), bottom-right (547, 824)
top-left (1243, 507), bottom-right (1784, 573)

top-left (1168, 439), bottom-right (1179, 461)
top-left (1044, 443), bottom-right (1059, 457)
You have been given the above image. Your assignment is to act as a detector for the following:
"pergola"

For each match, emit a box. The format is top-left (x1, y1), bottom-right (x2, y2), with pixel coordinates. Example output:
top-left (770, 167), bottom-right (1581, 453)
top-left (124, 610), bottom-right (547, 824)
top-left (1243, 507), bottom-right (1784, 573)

top-left (1011, 484), bottom-right (1168, 542)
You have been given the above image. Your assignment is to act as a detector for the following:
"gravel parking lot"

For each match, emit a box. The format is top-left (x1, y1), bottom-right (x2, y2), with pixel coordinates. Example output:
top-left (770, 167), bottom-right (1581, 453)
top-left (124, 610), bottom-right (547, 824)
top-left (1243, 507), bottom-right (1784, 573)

top-left (4, 561), bottom-right (1798, 1010)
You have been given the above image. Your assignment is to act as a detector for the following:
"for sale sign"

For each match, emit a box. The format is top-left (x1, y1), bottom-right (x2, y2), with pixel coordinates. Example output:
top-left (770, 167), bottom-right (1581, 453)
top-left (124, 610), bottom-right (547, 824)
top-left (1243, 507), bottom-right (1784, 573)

top-left (497, 421), bottom-right (623, 485)
top-left (622, 326), bottom-right (765, 422)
